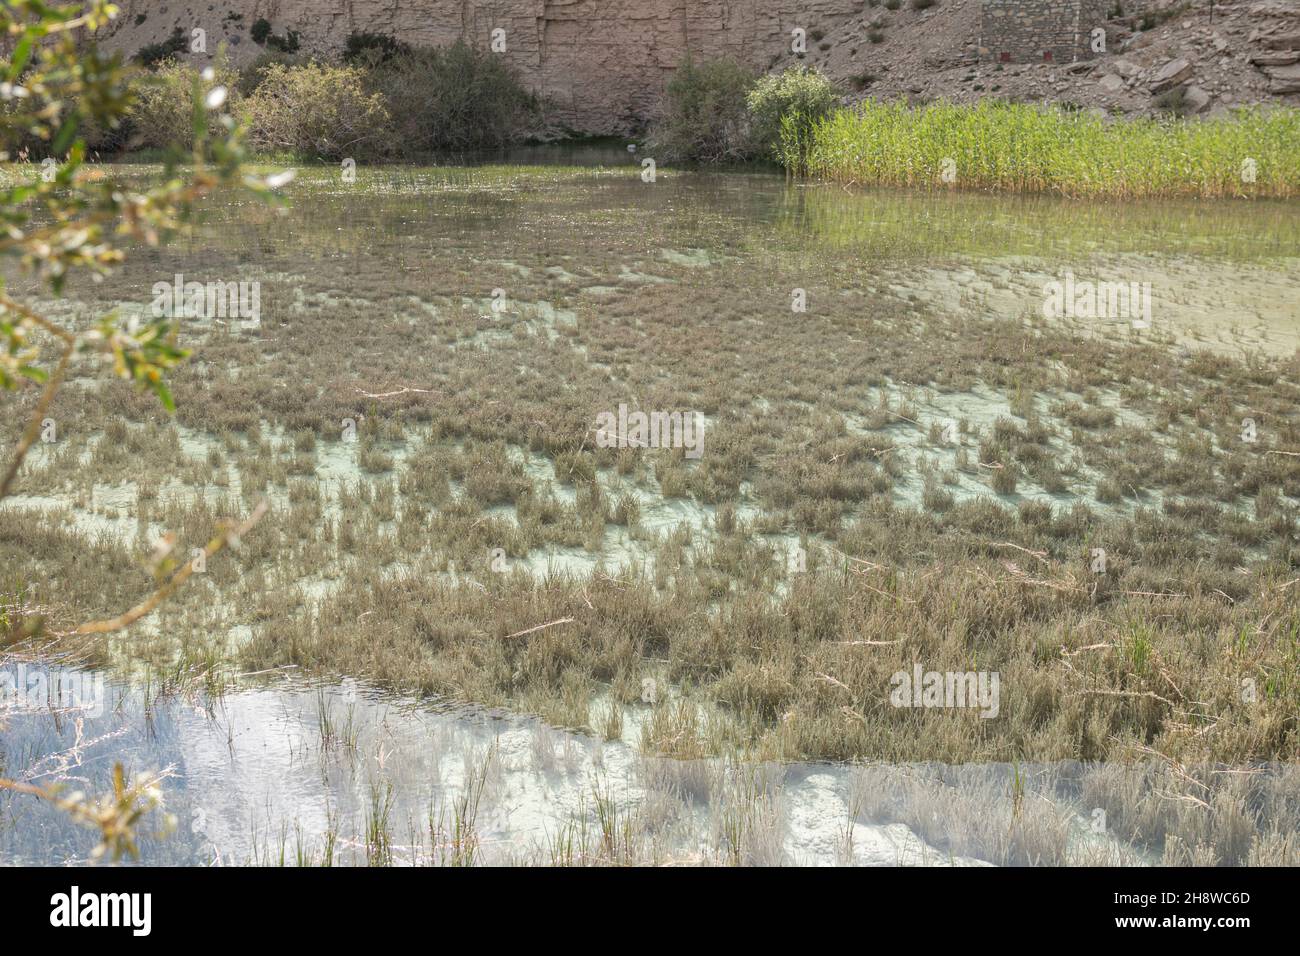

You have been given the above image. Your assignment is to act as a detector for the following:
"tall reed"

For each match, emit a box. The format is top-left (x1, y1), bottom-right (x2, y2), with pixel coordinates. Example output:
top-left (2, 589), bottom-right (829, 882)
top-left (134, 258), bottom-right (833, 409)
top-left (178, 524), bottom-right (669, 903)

top-left (792, 99), bottom-right (1300, 199)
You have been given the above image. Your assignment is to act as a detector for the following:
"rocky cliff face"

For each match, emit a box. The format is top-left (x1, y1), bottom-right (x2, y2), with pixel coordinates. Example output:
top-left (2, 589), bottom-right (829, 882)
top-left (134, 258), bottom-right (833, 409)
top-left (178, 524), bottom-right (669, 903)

top-left (89, 1), bottom-right (1299, 132)
top-left (94, 1), bottom-right (867, 134)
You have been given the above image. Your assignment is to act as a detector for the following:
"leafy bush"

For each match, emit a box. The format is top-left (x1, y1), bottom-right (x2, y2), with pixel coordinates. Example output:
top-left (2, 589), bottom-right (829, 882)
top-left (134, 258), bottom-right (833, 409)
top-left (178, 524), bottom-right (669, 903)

top-left (247, 62), bottom-right (389, 160)
top-left (747, 66), bottom-right (838, 165)
top-left (343, 32), bottom-right (411, 64)
top-left (361, 42), bottom-right (537, 153)
top-left (236, 44), bottom-right (537, 159)
top-left (650, 60), bottom-right (836, 167)
top-left (129, 60), bottom-right (242, 152)
top-left (235, 50), bottom-right (304, 97)
top-left (650, 57), bottom-right (757, 164)
top-left (267, 30), bottom-right (301, 54)
top-left (249, 17), bottom-right (298, 52)
top-left (134, 28), bottom-right (187, 68)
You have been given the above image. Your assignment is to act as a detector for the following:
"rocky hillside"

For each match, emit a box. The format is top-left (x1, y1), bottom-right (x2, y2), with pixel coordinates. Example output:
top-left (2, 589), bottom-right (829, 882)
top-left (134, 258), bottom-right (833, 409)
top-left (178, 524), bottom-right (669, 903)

top-left (91, 0), bottom-right (1299, 132)
top-left (92, 0), bottom-right (867, 134)
top-left (781, 0), bottom-right (1300, 118)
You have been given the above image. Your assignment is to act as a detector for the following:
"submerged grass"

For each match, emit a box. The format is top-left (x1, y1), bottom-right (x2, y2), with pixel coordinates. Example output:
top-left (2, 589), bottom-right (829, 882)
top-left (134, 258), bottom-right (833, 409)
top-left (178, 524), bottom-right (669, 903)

top-left (3, 163), bottom-right (1298, 776)
top-left (796, 100), bottom-right (1300, 199)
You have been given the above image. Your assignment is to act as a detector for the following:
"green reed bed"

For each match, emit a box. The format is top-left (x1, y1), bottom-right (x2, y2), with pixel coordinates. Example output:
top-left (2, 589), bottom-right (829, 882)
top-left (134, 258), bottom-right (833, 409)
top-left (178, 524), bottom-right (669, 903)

top-left (793, 100), bottom-right (1300, 199)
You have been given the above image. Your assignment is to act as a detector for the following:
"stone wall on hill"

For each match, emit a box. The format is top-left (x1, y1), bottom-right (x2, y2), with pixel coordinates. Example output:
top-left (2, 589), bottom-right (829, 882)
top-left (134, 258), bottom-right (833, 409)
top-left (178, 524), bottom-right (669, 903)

top-left (979, 0), bottom-right (1111, 64)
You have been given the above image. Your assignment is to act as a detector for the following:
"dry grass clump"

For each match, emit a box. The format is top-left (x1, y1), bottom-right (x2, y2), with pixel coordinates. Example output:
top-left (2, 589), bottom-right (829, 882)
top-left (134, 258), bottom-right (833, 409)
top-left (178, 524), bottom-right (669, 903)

top-left (849, 760), bottom-right (1300, 866)
top-left (1078, 760), bottom-right (1300, 866)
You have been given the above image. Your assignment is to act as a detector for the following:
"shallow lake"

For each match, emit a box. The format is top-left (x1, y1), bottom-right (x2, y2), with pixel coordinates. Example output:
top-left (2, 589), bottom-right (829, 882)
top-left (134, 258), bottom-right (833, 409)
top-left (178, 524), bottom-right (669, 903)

top-left (3, 150), bottom-right (1298, 865)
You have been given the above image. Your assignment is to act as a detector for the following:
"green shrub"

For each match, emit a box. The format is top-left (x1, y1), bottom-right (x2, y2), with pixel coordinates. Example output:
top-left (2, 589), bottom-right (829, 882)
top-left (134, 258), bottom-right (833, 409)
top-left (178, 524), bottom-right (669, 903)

top-left (249, 17), bottom-right (298, 52)
top-left (361, 42), bottom-right (537, 154)
top-left (247, 62), bottom-right (389, 160)
top-left (343, 32), bottom-right (411, 64)
top-left (747, 66), bottom-right (839, 166)
top-left (235, 50), bottom-right (304, 97)
top-left (128, 60), bottom-right (242, 152)
top-left (134, 28), bottom-right (187, 68)
top-left (267, 30), bottom-right (301, 54)
top-left (3, 36), bottom-right (207, 156)
top-left (651, 57), bottom-right (757, 164)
